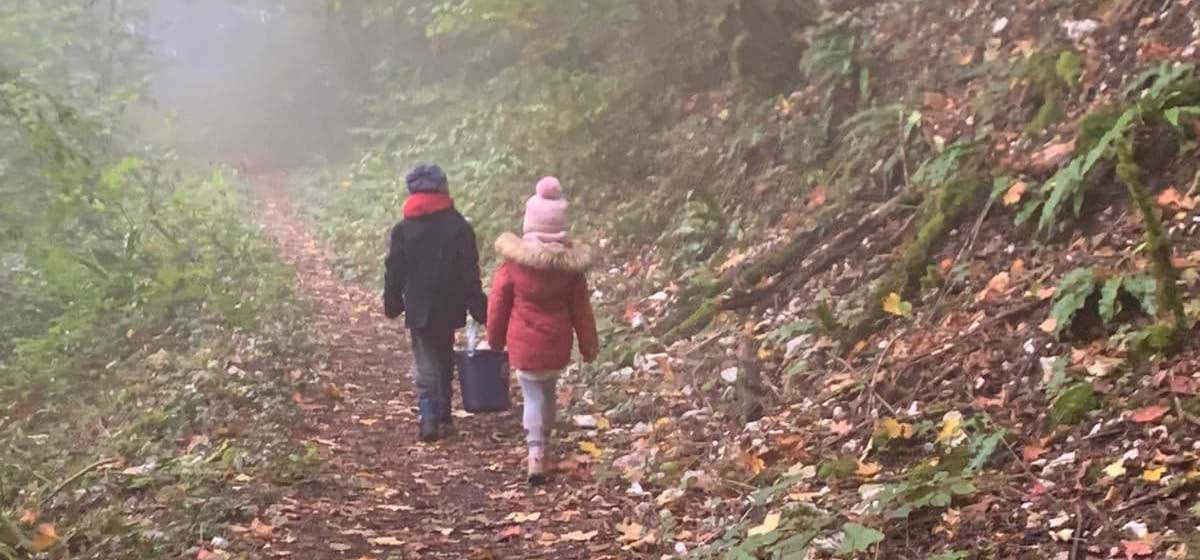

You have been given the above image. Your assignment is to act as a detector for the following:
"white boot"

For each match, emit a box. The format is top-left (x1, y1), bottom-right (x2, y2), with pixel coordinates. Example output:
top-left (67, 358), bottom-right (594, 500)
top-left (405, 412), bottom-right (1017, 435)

top-left (527, 446), bottom-right (546, 486)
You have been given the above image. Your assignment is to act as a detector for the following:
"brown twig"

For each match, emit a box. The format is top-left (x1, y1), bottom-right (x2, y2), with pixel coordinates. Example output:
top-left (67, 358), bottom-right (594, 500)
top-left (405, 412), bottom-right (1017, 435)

top-left (928, 194), bottom-right (997, 324)
top-left (1173, 395), bottom-right (1200, 428)
top-left (41, 457), bottom-right (118, 504)
top-left (1068, 502), bottom-right (1086, 560)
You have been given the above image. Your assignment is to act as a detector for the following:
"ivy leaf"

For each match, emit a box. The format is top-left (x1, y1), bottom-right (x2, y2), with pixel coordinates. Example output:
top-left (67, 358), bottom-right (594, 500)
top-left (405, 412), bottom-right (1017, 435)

top-left (837, 522), bottom-right (885, 554)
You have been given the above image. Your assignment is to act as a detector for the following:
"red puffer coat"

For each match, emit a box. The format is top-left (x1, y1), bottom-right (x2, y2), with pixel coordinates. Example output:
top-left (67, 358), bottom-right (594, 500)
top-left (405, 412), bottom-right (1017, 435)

top-left (486, 233), bottom-right (599, 373)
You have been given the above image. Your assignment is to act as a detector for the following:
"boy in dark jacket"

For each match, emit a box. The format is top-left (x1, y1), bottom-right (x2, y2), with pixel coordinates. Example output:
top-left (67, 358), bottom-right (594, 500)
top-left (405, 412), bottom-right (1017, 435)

top-left (384, 164), bottom-right (487, 442)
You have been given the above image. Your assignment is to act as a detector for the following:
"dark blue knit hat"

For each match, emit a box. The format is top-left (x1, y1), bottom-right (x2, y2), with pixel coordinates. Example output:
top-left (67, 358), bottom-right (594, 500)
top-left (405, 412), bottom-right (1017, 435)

top-left (406, 164), bottom-right (449, 193)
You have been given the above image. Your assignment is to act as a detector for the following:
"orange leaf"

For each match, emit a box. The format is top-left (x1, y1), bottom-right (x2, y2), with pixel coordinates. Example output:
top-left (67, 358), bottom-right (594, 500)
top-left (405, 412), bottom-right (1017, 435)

top-left (1122, 539), bottom-right (1154, 558)
top-left (32, 523), bottom-right (58, 552)
top-left (736, 451), bottom-right (766, 475)
top-left (1130, 404), bottom-right (1169, 423)
top-left (856, 461), bottom-right (881, 477)
top-left (19, 509), bottom-right (38, 524)
top-left (1157, 188), bottom-right (1183, 208)
top-left (249, 517), bottom-right (274, 540)
top-left (1039, 317), bottom-right (1057, 334)
top-left (808, 185), bottom-right (828, 208)
top-left (1003, 181), bottom-right (1027, 206)
top-left (1022, 442), bottom-right (1048, 462)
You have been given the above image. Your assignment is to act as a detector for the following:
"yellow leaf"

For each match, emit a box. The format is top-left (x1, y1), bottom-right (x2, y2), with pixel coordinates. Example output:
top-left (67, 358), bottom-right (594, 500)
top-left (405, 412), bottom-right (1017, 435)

top-left (32, 523), bottom-right (58, 552)
top-left (1103, 459), bottom-right (1127, 478)
top-left (856, 461), bottom-right (882, 478)
top-left (1003, 181), bottom-right (1028, 206)
top-left (736, 451), bottom-right (766, 475)
top-left (937, 411), bottom-right (963, 444)
top-left (882, 292), bottom-right (912, 317)
top-left (877, 418), bottom-right (913, 440)
top-left (368, 536), bottom-right (405, 546)
top-left (579, 441), bottom-right (603, 459)
top-left (596, 416), bottom-right (611, 430)
top-left (506, 512), bottom-right (541, 523)
top-left (1143, 466), bottom-right (1166, 483)
top-left (747, 512), bottom-right (781, 537)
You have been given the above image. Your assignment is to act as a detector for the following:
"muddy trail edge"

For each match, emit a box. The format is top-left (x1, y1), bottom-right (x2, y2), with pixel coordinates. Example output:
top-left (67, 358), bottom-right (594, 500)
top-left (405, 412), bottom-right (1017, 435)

top-left (249, 173), bottom-right (630, 559)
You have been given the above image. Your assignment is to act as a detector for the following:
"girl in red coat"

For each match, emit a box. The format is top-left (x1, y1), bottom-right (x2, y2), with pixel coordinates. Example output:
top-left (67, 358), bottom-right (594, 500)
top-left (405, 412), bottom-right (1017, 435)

top-left (487, 176), bottom-right (599, 484)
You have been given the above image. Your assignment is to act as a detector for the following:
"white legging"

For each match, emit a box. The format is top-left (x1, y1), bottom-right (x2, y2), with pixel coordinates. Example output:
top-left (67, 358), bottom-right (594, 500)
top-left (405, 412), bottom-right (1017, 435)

top-left (517, 372), bottom-right (559, 448)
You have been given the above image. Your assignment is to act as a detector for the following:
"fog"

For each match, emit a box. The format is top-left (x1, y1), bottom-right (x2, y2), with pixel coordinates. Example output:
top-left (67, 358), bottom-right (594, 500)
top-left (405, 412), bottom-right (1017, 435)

top-left (145, 1), bottom-right (365, 167)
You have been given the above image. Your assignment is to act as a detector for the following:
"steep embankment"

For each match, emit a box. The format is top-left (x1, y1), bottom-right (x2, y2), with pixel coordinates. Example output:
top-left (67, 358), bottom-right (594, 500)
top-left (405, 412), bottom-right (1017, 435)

top-left (293, 1), bottom-right (1200, 558)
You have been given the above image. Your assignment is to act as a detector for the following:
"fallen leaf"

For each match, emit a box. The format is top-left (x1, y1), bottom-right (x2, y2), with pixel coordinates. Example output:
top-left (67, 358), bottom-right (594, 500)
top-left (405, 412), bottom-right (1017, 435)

top-left (808, 185), bottom-right (828, 208)
top-left (1122, 539), bottom-right (1155, 558)
top-left (1003, 181), bottom-right (1028, 206)
top-left (747, 512), bottom-right (781, 537)
top-left (1130, 404), bottom-right (1169, 423)
top-left (1140, 41), bottom-right (1174, 62)
top-left (977, 271), bottom-right (1011, 302)
top-left (616, 520), bottom-right (644, 543)
top-left (329, 543), bottom-right (352, 552)
top-left (1170, 376), bottom-right (1198, 395)
top-left (1157, 188), bottom-right (1184, 208)
top-left (1156, 187), bottom-right (1197, 210)
top-left (560, 530), bottom-right (599, 542)
top-left (358, 418), bottom-right (379, 427)
top-left (1103, 459), bottom-right (1128, 478)
top-left (882, 292), bottom-right (913, 317)
top-left (578, 441), bottom-right (603, 459)
top-left (32, 523), bottom-right (58, 552)
top-left (877, 417), bottom-right (913, 440)
top-left (1085, 356), bottom-right (1123, 377)
top-left (829, 420), bottom-right (853, 436)
top-left (856, 462), bottom-right (882, 478)
top-left (368, 536), bottom-right (405, 546)
top-left (1022, 442), bottom-right (1048, 462)
top-left (1037, 287), bottom-right (1056, 300)
top-left (937, 411), bottom-right (964, 444)
top-left (506, 512), bottom-right (541, 524)
top-left (249, 518), bottom-right (274, 539)
top-left (497, 525), bottom-right (522, 542)
top-left (19, 510), bottom-right (37, 524)
top-left (736, 451), bottom-right (766, 475)
top-left (923, 92), bottom-right (950, 111)
top-left (1143, 466), bottom-right (1166, 483)
top-left (1040, 317), bottom-right (1058, 333)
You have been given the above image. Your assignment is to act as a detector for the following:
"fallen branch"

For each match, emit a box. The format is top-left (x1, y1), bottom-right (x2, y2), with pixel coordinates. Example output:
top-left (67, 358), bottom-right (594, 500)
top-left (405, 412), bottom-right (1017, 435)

top-left (41, 457), bottom-right (118, 504)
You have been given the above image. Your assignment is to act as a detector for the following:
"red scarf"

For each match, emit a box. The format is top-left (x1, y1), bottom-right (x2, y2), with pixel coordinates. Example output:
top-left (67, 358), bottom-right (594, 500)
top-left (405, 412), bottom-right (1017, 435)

top-left (403, 192), bottom-right (454, 218)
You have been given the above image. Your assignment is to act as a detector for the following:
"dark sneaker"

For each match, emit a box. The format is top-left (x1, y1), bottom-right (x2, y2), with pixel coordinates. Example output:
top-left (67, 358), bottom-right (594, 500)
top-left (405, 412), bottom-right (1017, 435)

top-left (419, 416), bottom-right (440, 443)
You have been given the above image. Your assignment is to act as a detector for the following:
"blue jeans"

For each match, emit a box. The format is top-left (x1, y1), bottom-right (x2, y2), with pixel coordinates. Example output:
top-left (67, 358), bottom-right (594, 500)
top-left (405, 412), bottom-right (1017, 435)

top-left (410, 328), bottom-right (455, 423)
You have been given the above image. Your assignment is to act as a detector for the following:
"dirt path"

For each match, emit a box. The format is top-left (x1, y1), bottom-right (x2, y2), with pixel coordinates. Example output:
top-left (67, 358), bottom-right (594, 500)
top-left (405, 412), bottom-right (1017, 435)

top-left (250, 173), bottom-right (622, 559)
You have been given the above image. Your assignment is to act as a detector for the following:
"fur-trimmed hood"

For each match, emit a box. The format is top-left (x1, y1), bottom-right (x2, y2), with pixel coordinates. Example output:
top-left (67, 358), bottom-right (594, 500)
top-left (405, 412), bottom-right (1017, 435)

top-left (495, 232), bottom-right (593, 272)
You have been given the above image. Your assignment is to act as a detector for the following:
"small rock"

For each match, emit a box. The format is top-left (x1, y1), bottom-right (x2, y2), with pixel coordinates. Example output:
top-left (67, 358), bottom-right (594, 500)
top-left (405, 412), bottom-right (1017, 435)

top-left (210, 536), bottom-right (229, 550)
top-left (1063, 19), bottom-right (1099, 41)
top-left (992, 17), bottom-right (1009, 33)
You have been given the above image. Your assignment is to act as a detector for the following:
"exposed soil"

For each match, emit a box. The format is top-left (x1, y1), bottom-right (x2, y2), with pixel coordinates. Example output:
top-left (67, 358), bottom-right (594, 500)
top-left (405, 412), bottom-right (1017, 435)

top-left (249, 173), bottom-right (630, 559)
